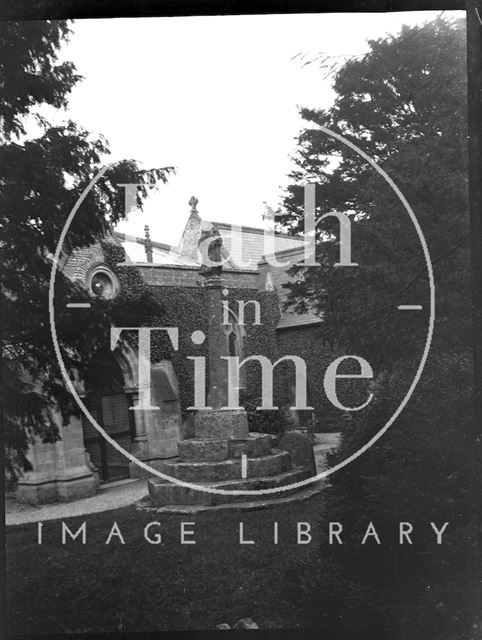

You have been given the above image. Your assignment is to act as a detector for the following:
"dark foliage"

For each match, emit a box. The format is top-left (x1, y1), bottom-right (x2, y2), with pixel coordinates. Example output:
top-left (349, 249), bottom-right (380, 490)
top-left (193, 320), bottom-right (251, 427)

top-left (1, 21), bottom-right (173, 476)
top-left (280, 16), bottom-right (479, 638)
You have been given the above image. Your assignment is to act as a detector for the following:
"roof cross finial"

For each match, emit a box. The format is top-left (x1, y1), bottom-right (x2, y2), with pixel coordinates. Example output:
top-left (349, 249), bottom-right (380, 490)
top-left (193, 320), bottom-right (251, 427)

top-left (189, 195), bottom-right (199, 215)
top-left (144, 224), bottom-right (153, 263)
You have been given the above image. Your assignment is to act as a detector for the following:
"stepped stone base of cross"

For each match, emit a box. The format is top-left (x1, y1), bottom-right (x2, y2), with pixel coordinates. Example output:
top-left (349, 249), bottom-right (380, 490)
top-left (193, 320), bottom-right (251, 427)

top-left (147, 437), bottom-right (311, 507)
top-left (147, 408), bottom-right (314, 507)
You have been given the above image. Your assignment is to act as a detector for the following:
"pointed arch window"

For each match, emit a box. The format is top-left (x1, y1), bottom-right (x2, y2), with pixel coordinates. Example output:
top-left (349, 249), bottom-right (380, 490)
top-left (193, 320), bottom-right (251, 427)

top-left (223, 308), bottom-right (246, 388)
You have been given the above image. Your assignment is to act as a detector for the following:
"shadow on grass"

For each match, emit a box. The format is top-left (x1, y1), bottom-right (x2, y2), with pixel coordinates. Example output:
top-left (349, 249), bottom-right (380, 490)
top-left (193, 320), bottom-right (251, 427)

top-left (6, 494), bottom-right (327, 633)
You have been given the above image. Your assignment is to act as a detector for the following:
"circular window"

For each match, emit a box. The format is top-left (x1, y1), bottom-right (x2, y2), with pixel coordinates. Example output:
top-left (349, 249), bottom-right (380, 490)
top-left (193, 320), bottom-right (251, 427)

top-left (88, 267), bottom-right (118, 300)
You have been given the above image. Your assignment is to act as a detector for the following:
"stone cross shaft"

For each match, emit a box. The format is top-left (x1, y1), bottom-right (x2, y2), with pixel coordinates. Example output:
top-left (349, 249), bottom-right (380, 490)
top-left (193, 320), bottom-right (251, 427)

top-left (204, 275), bottom-right (229, 410)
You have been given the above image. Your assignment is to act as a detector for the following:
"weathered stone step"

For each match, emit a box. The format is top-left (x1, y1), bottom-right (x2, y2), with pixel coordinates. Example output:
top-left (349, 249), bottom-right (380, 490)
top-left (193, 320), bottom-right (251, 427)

top-left (148, 467), bottom-right (310, 506)
top-left (207, 468), bottom-right (311, 505)
top-left (178, 433), bottom-right (272, 462)
top-left (155, 449), bottom-right (291, 482)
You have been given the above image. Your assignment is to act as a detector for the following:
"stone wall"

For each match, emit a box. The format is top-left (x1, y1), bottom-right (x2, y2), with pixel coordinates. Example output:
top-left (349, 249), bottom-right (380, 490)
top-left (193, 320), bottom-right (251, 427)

top-left (138, 265), bottom-right (258, 289)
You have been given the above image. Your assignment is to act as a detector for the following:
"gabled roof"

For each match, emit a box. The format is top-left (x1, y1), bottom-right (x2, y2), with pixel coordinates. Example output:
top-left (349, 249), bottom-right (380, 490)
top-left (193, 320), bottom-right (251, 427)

top-left (211, 221), bottom-right (304, 272)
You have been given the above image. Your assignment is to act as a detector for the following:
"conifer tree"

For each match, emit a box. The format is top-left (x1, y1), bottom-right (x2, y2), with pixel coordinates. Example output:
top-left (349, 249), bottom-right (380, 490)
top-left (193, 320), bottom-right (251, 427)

top-left (282, 17), bottom-right (478, 638)
top-left (0, 21), bottom-right (173, 475)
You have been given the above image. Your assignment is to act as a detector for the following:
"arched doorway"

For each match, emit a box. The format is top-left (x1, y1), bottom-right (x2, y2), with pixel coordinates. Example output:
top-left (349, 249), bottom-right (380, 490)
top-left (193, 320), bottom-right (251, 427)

top-left (81, 351), bottom-right (136, 483)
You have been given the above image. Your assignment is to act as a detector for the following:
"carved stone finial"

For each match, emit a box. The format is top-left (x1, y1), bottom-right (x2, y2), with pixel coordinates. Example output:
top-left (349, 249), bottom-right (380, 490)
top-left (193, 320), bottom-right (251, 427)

top-left (144, 224), bottom-right (153, 263)
top-left (189, 196), bottom-right (199, 215)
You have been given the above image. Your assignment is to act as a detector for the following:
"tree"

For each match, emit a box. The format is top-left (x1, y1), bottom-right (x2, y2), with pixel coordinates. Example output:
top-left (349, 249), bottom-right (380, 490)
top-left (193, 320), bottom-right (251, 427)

top-left (280, 16), bottom-right (479, 638)
top-left (282, 16), bottom-right (469, 369)
top-left (0, 21), bottom-right (173, 477)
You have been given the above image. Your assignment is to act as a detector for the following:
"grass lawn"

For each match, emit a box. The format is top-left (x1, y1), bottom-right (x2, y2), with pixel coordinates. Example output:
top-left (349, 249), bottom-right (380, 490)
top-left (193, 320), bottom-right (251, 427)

top-left (6, 494), bottom-right (326, 633)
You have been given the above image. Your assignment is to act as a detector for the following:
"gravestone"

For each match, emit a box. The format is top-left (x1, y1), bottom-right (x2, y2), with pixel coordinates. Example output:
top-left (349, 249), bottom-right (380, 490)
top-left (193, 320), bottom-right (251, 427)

top-left (282, 383), bottom-right (315, 438)
top-left (278, 432), bottom-right (316, 476)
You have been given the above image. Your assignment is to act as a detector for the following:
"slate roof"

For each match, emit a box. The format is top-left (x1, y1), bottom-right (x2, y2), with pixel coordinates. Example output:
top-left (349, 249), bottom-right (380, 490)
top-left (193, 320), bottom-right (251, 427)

top-left (115, 233), bottom-right (198, 266)
top-left (212, 221), bottom-right (304, 272)
top-left (117, 221), bottom-right (305, 272)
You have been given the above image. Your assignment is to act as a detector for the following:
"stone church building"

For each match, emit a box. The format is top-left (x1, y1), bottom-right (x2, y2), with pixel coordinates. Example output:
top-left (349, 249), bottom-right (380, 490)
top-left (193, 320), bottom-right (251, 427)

top-left (16, 198), bottom-right (332, 504)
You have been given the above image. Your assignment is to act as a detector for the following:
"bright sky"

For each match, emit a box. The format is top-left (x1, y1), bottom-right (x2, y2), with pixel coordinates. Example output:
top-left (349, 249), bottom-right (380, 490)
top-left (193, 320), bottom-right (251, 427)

top-left (57, 11), bottom-right (453, 246)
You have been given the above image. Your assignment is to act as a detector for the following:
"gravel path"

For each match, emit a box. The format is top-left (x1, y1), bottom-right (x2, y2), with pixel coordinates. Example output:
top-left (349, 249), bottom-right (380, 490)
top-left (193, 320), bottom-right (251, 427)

top-left (5, 480), bottom-right (147, 526)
